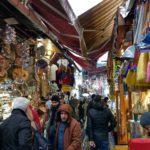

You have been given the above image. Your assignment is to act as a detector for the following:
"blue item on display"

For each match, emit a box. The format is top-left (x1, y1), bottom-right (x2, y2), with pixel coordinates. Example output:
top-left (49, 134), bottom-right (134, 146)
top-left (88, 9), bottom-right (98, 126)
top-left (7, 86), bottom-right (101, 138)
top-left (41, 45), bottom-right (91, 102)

top-left (142, 31), bottom-right (150, 45)
top-left (134, 114), bottom-right (138, 122)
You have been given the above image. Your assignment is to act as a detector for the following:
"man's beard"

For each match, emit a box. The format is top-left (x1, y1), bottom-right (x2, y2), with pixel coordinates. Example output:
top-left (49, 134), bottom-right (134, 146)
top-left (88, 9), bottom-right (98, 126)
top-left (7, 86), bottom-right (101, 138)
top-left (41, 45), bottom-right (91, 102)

top-left (61, 118), bottom-right (68, 122)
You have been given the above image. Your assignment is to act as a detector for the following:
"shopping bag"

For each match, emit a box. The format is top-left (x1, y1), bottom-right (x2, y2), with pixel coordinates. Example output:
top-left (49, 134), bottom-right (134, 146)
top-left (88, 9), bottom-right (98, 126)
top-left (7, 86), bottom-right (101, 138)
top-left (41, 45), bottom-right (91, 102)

top-left (32, 122), bottom-right (48, 150)
top-left (33, 130), bottom-right (48, 150)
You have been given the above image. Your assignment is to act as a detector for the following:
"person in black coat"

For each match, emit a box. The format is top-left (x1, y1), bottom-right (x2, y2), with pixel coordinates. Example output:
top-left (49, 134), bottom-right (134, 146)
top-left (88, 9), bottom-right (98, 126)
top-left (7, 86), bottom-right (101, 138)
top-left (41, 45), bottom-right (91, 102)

top-left (0, 97), bottom-right (32, 150)
top-left (46, 95), bottom-right (60, 150)
top-left (87, 95), bottom-right (116, 150)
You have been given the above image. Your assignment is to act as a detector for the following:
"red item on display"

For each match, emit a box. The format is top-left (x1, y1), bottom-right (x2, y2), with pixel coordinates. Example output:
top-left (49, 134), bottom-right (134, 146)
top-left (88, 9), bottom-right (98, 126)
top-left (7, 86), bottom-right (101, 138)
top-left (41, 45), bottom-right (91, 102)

top-left (129, 138), bottom-right (150, 150)
top-left (29, 105), bottom-right (42, 132)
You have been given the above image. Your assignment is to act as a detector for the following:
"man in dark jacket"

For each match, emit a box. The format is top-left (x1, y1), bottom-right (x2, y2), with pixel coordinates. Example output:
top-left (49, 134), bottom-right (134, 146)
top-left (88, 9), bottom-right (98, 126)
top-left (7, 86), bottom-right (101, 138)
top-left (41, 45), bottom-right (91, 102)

top-left (46, 95), bottom-right (60, 149)
top-left (0, 97), bottom-right (32, 150)
top-left (54, 104), bottom-right (82, 150)
top-left (87, 95), bottom-right (116, 150)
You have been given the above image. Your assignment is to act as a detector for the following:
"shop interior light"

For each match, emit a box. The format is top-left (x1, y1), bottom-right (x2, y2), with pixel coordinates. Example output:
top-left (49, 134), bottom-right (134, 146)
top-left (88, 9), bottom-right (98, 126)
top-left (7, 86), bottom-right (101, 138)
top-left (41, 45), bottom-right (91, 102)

top-left (37, 42), bottom-right (43, 48)
top-left (121, 49), bottom-right (125, 56)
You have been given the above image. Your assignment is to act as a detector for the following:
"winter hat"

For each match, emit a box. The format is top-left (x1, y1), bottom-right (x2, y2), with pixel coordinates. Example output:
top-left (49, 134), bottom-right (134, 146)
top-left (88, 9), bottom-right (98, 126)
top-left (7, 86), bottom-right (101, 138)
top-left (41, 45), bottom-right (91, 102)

top-left (58, 104), bottom-right (72, 115)
top-left (93, 95), bottom-right (102, 102)
top-left (12, 97), bottom-right (30, 112)
top-left (36, 59), bottom-right (48, 69)
top-left (51, 95), bottom-right (60, 102)
top-left (91, 94), bottom-right (96, 100)
top-left (140, 112), bottom-right (150, 128)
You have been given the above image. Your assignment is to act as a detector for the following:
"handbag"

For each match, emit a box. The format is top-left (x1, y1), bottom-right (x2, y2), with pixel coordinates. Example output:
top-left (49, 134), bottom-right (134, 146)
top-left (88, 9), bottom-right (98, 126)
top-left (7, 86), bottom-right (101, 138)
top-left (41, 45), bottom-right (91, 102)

top-left (32, 123), bottom-right (48, 150)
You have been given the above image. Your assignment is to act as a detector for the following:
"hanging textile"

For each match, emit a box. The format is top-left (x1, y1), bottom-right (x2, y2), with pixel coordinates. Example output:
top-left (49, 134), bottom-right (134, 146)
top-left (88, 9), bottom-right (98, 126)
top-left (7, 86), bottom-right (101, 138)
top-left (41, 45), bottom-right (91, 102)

top-left (146, 52), bottom-right (150, 82)
top-left (134, 2), bottom-right (145, 44)
top-left (120, 0), bottom-right (135, 18)
top-left (137, 52), bottom-right (148, 82)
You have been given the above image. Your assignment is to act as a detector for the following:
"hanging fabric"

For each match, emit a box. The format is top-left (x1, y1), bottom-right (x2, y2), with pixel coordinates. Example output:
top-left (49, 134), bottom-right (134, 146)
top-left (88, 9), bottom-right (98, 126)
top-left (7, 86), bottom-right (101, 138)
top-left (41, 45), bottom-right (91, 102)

top-left (134, 2), bottom-right (145, 44)
top-left (146, 52), bottom-right (150, 82)
top-left (136, 52), bottom-right (148, 82)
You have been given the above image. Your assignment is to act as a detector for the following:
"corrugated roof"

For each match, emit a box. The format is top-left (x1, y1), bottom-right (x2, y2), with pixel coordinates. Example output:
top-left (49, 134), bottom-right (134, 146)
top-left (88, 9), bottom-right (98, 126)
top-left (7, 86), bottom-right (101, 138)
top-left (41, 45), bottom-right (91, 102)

top-left (79, 0), bottom-right (123, 52)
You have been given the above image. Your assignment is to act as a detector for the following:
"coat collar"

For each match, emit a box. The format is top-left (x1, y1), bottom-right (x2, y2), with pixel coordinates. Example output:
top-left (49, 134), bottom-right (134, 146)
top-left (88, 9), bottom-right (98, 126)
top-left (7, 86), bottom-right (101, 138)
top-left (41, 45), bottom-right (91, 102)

top-left (12, 109), bottom-right (27, 117)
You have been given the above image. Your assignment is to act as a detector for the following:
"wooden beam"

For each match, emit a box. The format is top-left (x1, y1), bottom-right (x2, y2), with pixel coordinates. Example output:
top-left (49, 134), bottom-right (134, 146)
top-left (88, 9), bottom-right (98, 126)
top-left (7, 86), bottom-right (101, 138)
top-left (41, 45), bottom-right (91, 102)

top-left (8, 0), bottom-right (56, 40)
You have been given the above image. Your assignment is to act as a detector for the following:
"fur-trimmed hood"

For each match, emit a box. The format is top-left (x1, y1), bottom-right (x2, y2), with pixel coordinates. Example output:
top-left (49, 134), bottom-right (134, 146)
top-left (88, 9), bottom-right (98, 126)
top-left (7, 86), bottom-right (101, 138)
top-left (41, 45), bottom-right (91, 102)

top-left (56, 104), bottom-right (72, 123)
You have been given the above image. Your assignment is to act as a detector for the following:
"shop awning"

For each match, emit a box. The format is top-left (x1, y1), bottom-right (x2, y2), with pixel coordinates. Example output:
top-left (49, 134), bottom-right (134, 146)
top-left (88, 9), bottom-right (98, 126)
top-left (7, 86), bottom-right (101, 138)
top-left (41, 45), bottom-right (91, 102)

top-left (27, 0), bottom-right (123, 60)
top-left (7, 0), bottom-right (124, 71)
top-left (78, 0), bottom-right (123, 53)
top-left (67, 51), bottom-right (92, 70)
top-left (28, 0), bottom-right (81, 52)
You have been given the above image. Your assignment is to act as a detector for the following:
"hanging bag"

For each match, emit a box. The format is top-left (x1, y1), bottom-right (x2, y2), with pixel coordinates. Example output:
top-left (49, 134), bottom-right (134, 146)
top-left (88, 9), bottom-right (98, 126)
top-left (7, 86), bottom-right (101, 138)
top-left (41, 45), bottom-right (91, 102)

top-left (32, 122), bottom-right (48, 150)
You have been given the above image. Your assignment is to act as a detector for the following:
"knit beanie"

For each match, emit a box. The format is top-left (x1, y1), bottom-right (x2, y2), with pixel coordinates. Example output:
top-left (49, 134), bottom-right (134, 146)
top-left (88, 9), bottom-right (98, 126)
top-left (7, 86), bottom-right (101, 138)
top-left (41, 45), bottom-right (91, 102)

top-left (51, 95), bottom-right (60, 102)
top-left (12, 97), bottom-right (30, 112)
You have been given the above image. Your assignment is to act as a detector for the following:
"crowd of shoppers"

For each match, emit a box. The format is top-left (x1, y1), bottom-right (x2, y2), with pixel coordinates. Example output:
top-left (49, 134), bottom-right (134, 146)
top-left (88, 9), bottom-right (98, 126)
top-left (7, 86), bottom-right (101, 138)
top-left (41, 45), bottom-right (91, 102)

top-left (0, 93), bottom-right (116, 150)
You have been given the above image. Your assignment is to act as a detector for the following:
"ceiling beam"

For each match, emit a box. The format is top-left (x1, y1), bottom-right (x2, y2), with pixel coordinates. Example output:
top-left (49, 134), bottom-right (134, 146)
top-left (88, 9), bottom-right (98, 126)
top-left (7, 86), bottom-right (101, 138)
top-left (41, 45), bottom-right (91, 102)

top-left (7, 0), bottom-right (56, 40)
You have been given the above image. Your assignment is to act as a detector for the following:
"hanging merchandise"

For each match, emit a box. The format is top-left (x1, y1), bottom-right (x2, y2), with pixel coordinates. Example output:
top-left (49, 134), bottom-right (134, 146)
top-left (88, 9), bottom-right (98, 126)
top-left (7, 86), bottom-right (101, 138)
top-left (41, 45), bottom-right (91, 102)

top-left (36, 45), bottom-right (45, 58)
top-left (139, 30), bottom-right (150, 53)
top-left (57, 58), bottom-right (69, 68)
top-left (134, 2), bottom-right (145, 44)
top-left (0, 55), bottom-right (9, 82)
top-left (4, 25), bottom-right (16, 44)
top-left (122, 62), bottom-right (130, 78)
top-left (120, 0), bottom-right (135, 18)
top-left (60, 69), bottom-right (71, 85)
top-left (142, 30), bottom-right (150, 45)
top-left (62, 85), bottom-right (71, 92)
top-left (147, 53), bottom-right (150, 82)
top-left (12, 67), bottom-right (29, 83)
top-left (125, 65), bottom-right (136, 86)
top-left (137, 52), bottom-right (148, 82)
top-left (48, 64), bottom-right (58, 81)
top-left (15, 41), bottom-right (31, 68)
top-left (132, 100), bottom-right (145, 115)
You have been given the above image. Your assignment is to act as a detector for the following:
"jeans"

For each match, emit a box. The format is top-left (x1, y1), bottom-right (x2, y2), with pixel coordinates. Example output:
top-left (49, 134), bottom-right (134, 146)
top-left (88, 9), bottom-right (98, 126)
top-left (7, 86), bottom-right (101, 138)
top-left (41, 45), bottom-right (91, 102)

top-left (90, 140), bottom-right (109, 150)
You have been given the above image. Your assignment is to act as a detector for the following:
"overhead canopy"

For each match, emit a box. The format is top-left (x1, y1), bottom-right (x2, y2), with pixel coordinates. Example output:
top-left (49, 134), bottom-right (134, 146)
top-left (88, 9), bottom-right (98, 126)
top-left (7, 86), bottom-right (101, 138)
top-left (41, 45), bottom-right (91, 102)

top-left (78, 0), bottom-right (123, 53)
top-left (6, 0), bottom-right (124, 70)
top-left (27, 0), bottom-right (123, 59)
top-left (28, 0), bottom-right (81, 52)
